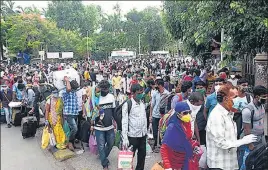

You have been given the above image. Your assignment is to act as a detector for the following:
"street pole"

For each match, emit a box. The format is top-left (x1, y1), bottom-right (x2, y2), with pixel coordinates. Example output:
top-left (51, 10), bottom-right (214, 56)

top-left (138, 33), bottom-right (141, 57)
top-left (221, 28), bottom-right (224, 61)
top-left (87, 30), bottom-right (89, 62)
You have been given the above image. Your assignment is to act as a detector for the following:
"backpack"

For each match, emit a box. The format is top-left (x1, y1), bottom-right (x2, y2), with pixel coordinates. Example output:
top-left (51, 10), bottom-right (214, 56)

top-left (167, 93), bottom-right (184, 111)
top-left (235, 93), bottom-right (254, 139)
top-left (113, 99), bottom-right (132, 131)
top-left (159, 110), bottom-right (173, 141)
top-left (245, 143), bottom-right (268, 170)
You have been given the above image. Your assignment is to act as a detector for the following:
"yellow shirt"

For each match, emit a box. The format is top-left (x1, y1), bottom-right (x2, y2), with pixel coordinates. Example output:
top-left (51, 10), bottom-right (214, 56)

top-left (84, 71), bottom-right (90, 80)
top-left (112, 76), bottom-right (122, 89)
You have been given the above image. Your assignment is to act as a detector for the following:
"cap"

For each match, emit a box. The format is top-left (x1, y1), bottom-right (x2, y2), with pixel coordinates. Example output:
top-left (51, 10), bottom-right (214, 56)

top-left (175, 102), bottom-right (190, 113)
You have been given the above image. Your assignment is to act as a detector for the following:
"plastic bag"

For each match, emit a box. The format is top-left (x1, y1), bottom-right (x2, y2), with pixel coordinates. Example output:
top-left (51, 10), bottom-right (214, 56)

top-left (146, 138), bottom-right (152, 157)
top-left (41, 127), bottom-right (50, 149)
top-left (49, 131), bottom-right (57, 147)
top-left (199, 145), bottom-right (207, 168)
top-left (240, 147), bottom-right (250, 170)
top-left (114, 130), bottom-right (121, 148)
top-left (63, 120), bottom-right (70, 142)
top-left (118, 150), bottom-right (133, 170)
top-left (89, 135), bottom-right (98, 155)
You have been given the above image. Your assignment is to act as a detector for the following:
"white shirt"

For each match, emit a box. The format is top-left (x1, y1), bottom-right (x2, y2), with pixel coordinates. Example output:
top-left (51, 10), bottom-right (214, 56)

top-left (122, 98), bottom-right (147, 138)
top-left (76, 88), bottom-right (86, 111)
top-left (227, 78), bottom-right (238, 86)
top-left (206, 104), bottom-right (238, 170)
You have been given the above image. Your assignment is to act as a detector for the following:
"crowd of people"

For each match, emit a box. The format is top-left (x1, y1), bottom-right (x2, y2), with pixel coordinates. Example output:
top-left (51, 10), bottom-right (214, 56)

top-left (0, 57), bottom-right (267, 170)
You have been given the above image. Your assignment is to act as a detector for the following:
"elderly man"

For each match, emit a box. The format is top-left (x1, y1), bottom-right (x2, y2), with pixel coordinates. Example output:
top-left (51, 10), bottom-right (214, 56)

top-left (206, 84), bottom-right (257, 170)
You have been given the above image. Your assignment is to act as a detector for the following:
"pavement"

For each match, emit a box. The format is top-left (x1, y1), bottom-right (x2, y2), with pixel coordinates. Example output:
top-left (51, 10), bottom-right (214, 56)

top-left (1, 123), bottom-right (161, 170)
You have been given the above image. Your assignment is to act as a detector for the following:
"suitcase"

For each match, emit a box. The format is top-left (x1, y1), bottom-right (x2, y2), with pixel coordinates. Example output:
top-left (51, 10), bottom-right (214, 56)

top-left (13, 112), bottom-right (23, 126)
top-left (21, 116), bottom-right (38, 139)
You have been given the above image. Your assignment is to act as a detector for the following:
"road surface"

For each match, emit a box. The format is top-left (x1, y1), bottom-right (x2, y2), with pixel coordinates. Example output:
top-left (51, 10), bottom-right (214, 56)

top-left (1, 123), bottom-right (161, 170)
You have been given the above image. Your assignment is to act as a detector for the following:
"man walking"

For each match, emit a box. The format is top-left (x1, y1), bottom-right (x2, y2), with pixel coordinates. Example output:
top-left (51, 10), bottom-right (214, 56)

top-left (62, 77), bottom-right (79, 151)
top-left (122, 84), bottom-right (147, 170)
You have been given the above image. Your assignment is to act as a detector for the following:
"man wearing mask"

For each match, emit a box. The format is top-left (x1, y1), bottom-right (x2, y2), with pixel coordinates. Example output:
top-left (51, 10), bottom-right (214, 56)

top-left (25, 84), bottom-right (35, 114)
top-left (186, 92), bottom-right (204, 143)
top-left (112, 73), bottom-right (121, 98)
top-left (171, 81), bottom-right (192, 109)
top-left (62, 77), bottom-right (79, 151)
top-left (206, 84), bottom-right (257, 170)
top-left (242, 86), bottom-right (268, 150)
top-left (195, 81), bottom-right (207, 145)
top-left (233, 78), bottom-right (252, 112)
top-left (203, 78), bottom-right (225, 120)
top-left (94, 80), bottom-right (116, 170)
top-left (0, 84), bottom-right (13, 128)
top-left (150, 79), bottom-right (169, 152)
top-left (122, 84), bottom-right (147, 170)
top-left (228, 74), bottom-right (238, 86)
top-left (121, 73), bottom-right (131, 95)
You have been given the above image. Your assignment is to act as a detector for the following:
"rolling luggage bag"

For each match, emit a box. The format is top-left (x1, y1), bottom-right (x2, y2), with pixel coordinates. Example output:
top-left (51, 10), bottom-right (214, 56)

top-left (21, 115), bottom-right (38, 139)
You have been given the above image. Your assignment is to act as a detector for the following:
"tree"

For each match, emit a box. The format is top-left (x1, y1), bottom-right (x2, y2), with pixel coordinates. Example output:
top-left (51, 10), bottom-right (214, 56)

top-left (46, 1), bottom-right (101, 36)
top-left (163, 0), bottom-right (268, 59)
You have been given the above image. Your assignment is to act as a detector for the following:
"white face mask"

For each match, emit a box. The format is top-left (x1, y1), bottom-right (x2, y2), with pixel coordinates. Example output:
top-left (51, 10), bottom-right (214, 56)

top-left (214, 85), bottom-right (221, 93)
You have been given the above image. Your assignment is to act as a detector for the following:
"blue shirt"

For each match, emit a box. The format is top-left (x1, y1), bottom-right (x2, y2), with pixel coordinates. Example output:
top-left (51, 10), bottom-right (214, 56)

top-left (151, 89), bottom-right (170, 118)
top-left (205, 92), bottom-right (218, 117)
top-left (192, 76), bottom-right (201, 91)
top-left (62, 89), bottom-right (79, 115)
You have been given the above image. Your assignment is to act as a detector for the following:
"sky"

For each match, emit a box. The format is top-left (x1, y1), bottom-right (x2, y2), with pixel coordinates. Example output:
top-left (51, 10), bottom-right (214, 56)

top-left (14, 1), bottom-right (163, 14)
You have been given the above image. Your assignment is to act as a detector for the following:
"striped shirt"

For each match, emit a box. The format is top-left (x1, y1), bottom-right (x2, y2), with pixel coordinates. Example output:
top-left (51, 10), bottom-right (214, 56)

top-left (206, 104), bottom-right (239, 170)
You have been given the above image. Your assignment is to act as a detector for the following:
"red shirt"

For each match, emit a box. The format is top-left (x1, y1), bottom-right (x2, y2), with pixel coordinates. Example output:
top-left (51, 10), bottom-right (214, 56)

top-left (183, 75), bottom-right (193, 82)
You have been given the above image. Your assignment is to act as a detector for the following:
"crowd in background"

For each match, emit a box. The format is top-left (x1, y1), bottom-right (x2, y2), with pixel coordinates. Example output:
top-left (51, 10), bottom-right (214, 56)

top-left (0, 57), bottom-right (267, 170)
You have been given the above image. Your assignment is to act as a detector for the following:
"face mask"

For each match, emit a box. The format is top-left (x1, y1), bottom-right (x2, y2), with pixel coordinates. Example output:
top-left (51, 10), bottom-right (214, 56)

top-left (215, 85), bottom-right (221, 93)
top-left (259, 98), bottom-right (267, 105)
top-left (179, 114), bottom-right (191, 122)
top-left (101, 90), bottom-right (109, 97)
top-left (95, 92), bottom-right (100, 97)
top-left (196, 89), bottom-right (206, 96)
top-left (189, 103), bottom-right (202, 112)
top-left (217, 93), bottom-right (224, 103)
top-left (135, 93), bottom-right (143, 101)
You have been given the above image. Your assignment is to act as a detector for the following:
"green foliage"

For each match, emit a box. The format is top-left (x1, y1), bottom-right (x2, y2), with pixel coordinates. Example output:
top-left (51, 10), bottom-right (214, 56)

top-left (2, 1), bottom-right (169, 59)
top-left (163, 0), bottom-right (268, 60)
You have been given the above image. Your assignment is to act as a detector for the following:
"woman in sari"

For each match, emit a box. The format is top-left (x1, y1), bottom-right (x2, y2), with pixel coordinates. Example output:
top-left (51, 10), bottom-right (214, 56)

top-left (45, 88), bottom-right (66, 149)
top-left (161, 102), bottom-right (195, 170)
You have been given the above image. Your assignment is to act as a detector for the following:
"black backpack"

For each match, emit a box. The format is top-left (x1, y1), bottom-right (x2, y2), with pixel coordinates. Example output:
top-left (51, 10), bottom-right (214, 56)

top-left (113, 99), bottom-right (132, 131)
top-left (234, 93), bottom-right (254, 139)
top-left (245, 143), bottom-right (268, 170)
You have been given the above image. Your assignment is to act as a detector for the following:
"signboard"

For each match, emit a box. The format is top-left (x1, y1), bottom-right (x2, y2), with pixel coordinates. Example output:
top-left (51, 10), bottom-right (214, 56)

top-left (62, 52), bottom-right (73, 59)
top-left (111, 51), bottom-right (135, 57)
top-left (47, 52), bottom-right (59, 59)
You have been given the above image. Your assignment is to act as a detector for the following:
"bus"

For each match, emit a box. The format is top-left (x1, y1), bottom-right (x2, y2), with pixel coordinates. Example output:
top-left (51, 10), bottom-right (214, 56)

top-left (109, 49), bottom-right (136, 61)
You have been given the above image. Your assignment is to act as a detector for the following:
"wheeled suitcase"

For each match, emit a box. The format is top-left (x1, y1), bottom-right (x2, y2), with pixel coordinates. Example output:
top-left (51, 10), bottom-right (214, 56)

top-left (21, 116), bottom-right (38, 139)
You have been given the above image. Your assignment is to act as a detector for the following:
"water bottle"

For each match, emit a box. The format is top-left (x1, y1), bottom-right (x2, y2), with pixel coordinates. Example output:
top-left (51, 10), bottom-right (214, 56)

top-left (99, 108), bottom-right (104, 120)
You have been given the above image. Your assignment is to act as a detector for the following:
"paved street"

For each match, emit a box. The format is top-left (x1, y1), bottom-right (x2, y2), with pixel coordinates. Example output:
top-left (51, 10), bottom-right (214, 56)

top-left (1, 123), bottom-right (161, 170)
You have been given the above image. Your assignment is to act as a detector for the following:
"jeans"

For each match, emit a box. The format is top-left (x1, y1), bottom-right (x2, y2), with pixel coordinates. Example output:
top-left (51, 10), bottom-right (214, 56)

top-left (3, 107), bottom-right (12, 124)
top-left (95, 129), bottom-right (115, 168)
top-left (128, 136), bottom-right (146, 170)
top-left (64, 115), bottom-right (78, 143)
top-left (152, 117), bottom-right (161, 146)
top-left (34, 104), bottom-right (40, 126)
